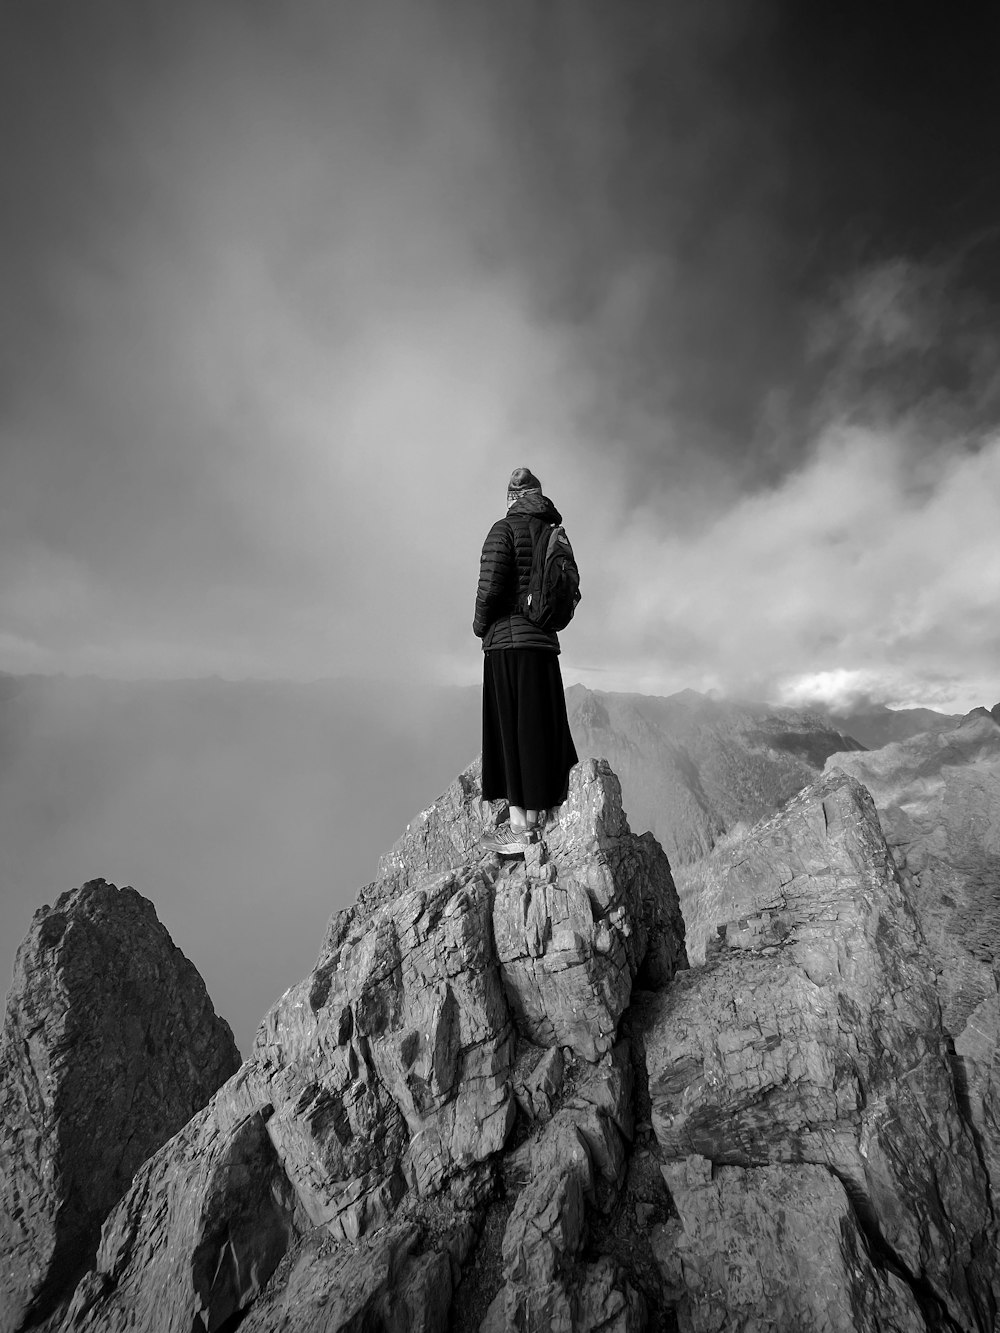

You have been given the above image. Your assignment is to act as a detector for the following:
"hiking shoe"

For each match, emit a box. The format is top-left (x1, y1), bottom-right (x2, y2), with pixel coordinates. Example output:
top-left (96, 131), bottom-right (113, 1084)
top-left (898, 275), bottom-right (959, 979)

top-left (481, 823), bottom-right (536, 856)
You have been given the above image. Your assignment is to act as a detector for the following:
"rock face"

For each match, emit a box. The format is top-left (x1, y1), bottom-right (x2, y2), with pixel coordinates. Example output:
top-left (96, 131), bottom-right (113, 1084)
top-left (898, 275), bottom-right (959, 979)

top-left (826, 709), bottom-right (1000, 1249)
top-left (32, 753), bottom-right (1000, 1331)
top-left (0, 880), bottom-right (240, 1332)
top-left (826, 708), bottom-right (1000, 1037)
top-left (486, 1043), bottom-right (646, 1332)
top-left (642, 773), bottom-right (995, 1331)
top-left (655, 1156), bottom-right (924, 1331)
top-left (60, 759), bottom-right (688, 1333)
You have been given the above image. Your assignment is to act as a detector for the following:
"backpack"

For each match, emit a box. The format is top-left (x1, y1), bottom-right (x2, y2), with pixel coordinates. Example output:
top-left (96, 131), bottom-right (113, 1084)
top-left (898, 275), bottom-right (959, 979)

top-left (518, 518), bottom-right (581, 632)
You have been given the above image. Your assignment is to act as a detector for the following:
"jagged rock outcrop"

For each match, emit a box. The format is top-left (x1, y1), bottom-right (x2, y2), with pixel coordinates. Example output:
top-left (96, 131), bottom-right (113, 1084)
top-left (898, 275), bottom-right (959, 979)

top-left (64, 1069), bottom-right (304, 1331)
top-left (826, 708), bottom-right (1000, 1036)
top-left (0, 880), bottom-right (240, 1333)
top-left (60, 759), bottom-right (688, 1333)
top-left (39, 754), bottom-right (1000, 1331)
top-left (827, 709), bottom-right (1000, 1212)
top-left (641, 773), bottom-right (996, 1331)
top-left (369, 756), bottom-right (685, 1044)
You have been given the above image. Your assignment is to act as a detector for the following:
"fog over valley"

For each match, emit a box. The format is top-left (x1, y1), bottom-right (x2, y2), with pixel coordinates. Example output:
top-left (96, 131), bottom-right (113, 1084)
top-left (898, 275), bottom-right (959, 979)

top-left (0, 675), bottom-right (480, 1051)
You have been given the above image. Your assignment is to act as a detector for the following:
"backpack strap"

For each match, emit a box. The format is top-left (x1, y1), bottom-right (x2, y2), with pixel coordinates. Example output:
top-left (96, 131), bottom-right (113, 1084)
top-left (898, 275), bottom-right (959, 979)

top-left (517, 516), bottom-right (553, 616)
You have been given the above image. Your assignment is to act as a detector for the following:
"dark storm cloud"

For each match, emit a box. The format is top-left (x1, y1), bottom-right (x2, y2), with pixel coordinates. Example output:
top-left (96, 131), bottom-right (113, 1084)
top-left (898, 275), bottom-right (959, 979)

top-left (0, 0), bottom-right (998, 707)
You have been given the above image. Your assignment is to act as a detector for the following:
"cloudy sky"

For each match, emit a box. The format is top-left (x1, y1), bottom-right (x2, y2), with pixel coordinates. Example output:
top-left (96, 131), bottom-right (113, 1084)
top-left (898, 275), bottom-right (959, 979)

top-left (2, 0), bottom-right (999, 712)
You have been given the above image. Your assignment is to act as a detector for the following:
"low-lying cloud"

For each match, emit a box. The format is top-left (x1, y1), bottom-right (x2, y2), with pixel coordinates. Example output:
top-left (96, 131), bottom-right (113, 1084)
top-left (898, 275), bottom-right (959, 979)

top-left (567, 423), bottom-right (1000, 712)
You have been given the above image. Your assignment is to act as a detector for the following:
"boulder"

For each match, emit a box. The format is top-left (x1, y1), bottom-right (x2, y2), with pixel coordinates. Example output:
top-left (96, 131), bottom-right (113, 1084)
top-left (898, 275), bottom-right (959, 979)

top-left (642, 773), bottom-right (995, 1330)
top-left (0, 880), bottom-right (239, 1332)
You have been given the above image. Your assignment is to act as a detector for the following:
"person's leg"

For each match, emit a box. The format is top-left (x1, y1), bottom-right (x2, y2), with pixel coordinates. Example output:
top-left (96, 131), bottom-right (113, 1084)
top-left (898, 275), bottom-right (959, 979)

top-left (509, 806), bottom-right (542, 833)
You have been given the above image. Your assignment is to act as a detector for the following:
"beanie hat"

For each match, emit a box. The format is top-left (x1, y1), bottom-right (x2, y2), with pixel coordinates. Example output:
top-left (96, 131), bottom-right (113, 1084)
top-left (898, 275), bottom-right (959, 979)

top-left (507, 467), bottom-right (542, 508)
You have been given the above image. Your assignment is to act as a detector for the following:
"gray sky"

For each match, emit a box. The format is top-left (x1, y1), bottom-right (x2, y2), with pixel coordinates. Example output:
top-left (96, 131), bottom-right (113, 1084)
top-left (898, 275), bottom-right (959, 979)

top-left (2, 0), bottom-right (999, 710)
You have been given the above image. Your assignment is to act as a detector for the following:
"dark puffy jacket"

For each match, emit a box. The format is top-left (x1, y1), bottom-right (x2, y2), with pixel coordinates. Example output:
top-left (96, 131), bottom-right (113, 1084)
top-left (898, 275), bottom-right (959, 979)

top-left (473, 493), bottom-right (564, 652)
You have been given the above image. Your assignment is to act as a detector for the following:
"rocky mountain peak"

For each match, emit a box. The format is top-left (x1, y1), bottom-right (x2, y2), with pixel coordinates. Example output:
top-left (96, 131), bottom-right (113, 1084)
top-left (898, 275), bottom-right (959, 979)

top-left (4, 747), bottom-right (1000, 1331)
top-left (51, 759), bottom-right (688, 1331)
top-left (825, 711), bottom-right (1000, 1229)
top-left (642, 770), bottom-right (996, 1330)
top-left (0, 879), bottom-right (240, 1332)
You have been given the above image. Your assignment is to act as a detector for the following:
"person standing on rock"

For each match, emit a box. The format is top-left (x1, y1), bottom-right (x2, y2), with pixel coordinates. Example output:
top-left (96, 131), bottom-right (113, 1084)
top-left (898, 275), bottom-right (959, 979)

top-left (473, 466), bottom-right (579, 854)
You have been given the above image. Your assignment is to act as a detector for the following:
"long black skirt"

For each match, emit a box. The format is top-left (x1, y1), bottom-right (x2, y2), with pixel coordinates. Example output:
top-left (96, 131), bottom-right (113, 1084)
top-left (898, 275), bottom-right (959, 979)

top-left (481, 650), bottom-right (578, 809)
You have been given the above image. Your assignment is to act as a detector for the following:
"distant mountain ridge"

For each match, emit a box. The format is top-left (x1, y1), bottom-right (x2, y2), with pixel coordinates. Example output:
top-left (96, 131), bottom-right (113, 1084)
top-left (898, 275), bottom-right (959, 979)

top-left (821, 698), bottom-right (964, 749)
top-left (566, 684), bottom-right (866, 866)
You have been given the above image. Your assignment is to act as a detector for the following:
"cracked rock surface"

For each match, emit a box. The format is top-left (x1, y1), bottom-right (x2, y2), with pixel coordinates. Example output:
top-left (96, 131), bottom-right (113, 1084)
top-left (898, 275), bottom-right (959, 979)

top-left (0, 880), bottom-right (240, 1333)
top-left (827, 707), bottom-right (1000, 1038)
top-left (641, 772), bottom-right (995, 1331)
top-left (827, 709), bottom-right (1000, 1219)
top-left (14, 752), bottom-right (1000, 1331)
top-left (656, 1155), bottom-right (924, 1331)
top-left (58, 759), bottom-right (687, 1333)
